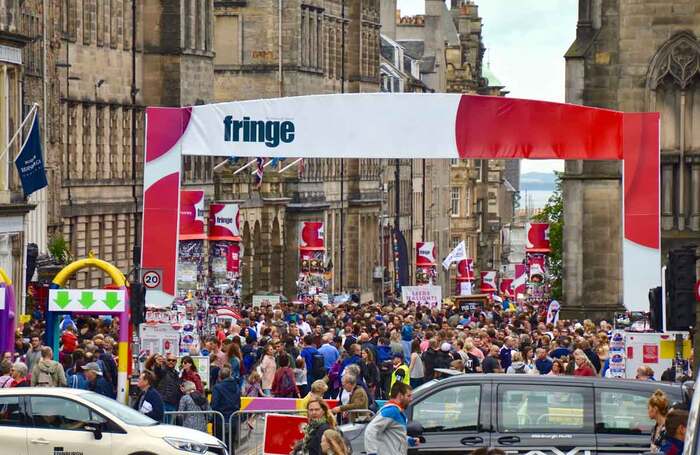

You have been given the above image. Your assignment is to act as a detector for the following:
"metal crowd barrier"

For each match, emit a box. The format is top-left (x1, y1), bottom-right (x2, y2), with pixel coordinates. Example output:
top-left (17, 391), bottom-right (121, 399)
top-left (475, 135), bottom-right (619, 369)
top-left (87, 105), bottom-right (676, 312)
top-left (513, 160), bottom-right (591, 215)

top-left (164, 409), bottom-right (228, 445)
top-left (229, 408), bottom-right (376, 455)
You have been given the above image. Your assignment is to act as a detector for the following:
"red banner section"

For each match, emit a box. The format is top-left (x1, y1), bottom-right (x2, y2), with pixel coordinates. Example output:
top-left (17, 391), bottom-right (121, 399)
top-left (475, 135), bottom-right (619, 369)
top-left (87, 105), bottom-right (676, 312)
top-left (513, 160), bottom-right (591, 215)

top-left (526, 222), bottom-right (550, 253)
top-left (416, 242), bottom-right (436, 265)
top-left (480, 271), bottom-right (497, 293)
top-left (457, 259), bottom-right (475, 281)
top-left (300, 222), bottom-right (325, 250)
top-left (500, 278), bottom-right (514, 298)
top-left (513, 264), bottom-right (528, 296)
top-left (209, 203), bottom-right (241, 241)
top-left (179, 190), bottom-right (206, 240)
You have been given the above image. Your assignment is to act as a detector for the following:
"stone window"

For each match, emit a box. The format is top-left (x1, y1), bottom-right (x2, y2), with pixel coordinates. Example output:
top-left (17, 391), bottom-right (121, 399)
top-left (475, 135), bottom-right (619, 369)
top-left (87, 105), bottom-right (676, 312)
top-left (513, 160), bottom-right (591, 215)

top-left (110, 0), bottom-right (122, 49)
top-left (95, 106), bottom-right (105, 179)
top-left (451, 187), bottom-right (460, 216)
top-left (647, 31), bottom-right (700, 232)
top-left (61, 0), bottom-right (77, 41)
top-left (214, 14), bottom-right (240, 65)
top-left (83, 0), bottom-right (95, 45)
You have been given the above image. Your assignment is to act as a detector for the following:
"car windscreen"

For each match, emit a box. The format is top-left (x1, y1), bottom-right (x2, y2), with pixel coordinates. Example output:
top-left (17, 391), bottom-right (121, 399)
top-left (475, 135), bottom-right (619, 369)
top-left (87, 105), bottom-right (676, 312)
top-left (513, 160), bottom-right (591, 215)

top-left (80, 392), bottom-right (158, 426)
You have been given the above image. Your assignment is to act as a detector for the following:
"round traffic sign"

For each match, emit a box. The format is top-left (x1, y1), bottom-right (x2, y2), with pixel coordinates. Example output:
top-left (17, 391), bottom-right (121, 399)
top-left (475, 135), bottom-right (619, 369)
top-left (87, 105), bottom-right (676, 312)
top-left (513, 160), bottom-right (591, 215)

top-left (142, 270), bottom-right (162, 289)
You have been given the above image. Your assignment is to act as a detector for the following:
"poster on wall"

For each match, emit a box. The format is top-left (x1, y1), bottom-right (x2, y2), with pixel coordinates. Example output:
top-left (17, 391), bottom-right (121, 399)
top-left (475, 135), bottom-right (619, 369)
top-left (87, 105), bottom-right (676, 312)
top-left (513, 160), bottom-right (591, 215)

top-left (401, 285), bottom-right (442, 308)
top-left (139, 323), bottom-right (180, 357)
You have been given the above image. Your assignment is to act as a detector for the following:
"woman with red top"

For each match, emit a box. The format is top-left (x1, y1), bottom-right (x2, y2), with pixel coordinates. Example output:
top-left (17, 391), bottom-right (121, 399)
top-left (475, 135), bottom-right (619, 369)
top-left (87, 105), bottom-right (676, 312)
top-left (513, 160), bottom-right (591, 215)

top-left (572, 349), bottom-right (596, 377)
top-left (180, 356), bottom-right (204, 393)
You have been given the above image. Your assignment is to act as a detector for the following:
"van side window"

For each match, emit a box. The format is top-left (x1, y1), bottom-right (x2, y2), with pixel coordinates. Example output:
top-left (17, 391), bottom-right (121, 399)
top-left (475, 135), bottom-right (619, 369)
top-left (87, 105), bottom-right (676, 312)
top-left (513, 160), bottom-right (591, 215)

top-left (30, 397), bottom-right (106, 431)
top-left (498, 385), bottom-right (593, 433)
top-left (412, 385), bottom-right (480, 432)
top-left (596, 390), bottom-right (655, 434)
top-left (0, 396), bottom-right (23, 427)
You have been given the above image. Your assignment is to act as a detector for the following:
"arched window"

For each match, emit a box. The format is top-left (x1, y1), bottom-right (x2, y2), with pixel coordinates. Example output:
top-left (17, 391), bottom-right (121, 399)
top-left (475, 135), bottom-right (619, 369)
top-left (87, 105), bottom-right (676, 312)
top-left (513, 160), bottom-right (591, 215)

top-left (647, 31), bottom-right (700, 232)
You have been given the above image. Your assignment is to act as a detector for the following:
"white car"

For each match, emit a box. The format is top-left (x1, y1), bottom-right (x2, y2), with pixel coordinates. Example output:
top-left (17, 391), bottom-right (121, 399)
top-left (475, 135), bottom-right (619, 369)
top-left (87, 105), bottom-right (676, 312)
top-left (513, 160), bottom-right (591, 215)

top-left (0, 387), bottom-right (227, 455)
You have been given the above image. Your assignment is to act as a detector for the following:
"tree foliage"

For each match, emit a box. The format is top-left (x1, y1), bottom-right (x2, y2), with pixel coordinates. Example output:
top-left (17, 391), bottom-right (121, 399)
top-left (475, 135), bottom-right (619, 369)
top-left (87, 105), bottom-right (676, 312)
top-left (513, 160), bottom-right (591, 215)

top-left (532, 175), bottom-right (563, 300)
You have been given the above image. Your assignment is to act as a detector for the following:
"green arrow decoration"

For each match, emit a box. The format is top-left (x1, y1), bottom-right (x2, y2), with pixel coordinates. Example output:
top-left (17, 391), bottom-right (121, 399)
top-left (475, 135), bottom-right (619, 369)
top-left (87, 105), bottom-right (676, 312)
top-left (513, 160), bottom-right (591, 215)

top-left (54, 290), bottom-right (71, 309)
top-left (79, 291), bottom-right (97, 309)
top-left (103, 291), bottom-right (121, 310)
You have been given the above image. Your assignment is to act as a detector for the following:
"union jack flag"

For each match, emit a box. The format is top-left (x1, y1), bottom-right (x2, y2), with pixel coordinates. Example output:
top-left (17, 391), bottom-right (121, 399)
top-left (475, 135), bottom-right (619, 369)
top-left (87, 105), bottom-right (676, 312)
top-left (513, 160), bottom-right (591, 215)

top-left (254, 157), bottom-right (265, 188)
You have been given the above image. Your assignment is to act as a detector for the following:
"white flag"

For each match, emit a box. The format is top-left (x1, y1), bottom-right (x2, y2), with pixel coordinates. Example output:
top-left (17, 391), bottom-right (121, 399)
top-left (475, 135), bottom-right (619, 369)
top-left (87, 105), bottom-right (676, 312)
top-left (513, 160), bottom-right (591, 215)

top-left (442, 241), bottom-right (467, 270)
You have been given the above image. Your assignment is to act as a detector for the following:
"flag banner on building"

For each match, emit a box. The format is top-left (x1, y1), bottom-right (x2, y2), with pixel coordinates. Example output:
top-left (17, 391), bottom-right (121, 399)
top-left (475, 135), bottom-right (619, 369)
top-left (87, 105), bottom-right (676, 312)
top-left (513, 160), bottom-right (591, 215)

top-left (401, 285), bottom-right (442, 308)
top-left (178, 190), bottom-right (206, 293)
top-left (526, 222), bottom-right (551, 253)
top-left (442, 240), bottom-right (467, 270)
top-left (416, 242), bottom-right (437, 285)
top-left (500, 278), bottom-right (514, 298)
top-left (14, 110), bottom-right (47, 196)
top-left (480, 271), bottom-right (498, 293)
top-left (394, 228), bottom-right (410, 289)
top-left (513, 264), bottom-right (528, 296)
top-left (298, 222), bottom-right (327, 300)
top-left (208, 203), bottom-right (242, 302)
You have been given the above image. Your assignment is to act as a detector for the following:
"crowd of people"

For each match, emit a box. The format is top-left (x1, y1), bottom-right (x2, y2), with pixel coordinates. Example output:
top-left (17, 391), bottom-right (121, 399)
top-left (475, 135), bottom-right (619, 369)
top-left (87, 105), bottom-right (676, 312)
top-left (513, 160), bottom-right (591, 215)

top-left (1, 297), bottom-right (694, 454)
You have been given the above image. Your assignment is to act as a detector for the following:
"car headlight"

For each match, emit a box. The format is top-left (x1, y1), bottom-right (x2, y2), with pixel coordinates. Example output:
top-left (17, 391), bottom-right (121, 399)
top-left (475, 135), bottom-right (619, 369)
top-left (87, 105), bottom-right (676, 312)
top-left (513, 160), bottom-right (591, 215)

top-left (163, 437), bottom-right (210, 454)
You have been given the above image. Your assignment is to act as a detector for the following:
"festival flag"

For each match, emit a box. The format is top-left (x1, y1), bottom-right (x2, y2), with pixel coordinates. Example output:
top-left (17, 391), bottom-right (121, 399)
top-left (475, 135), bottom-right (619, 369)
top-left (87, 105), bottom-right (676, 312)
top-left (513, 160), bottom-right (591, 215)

top-left (512, 264), bottom-right (528, 296)
top-left (395, 228), bottom-right (410, 287)
top-left (442, 240), bottom-right (467, 270)
top-left (254, 157), bottom-right (265, 188)
top-left (14, 109), bottom-right (47, 196)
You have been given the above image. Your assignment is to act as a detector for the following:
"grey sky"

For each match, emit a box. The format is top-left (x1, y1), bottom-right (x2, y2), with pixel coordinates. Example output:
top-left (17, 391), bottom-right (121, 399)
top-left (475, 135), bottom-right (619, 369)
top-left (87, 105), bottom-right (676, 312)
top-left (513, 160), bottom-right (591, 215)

top-left (397, 0), bottom-right (578, 173)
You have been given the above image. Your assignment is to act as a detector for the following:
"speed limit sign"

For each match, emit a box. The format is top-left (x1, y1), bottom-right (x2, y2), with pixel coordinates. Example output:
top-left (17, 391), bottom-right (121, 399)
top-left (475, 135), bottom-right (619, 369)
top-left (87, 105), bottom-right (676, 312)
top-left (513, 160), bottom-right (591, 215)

top-left (141, 269), bottom-right (162, 291)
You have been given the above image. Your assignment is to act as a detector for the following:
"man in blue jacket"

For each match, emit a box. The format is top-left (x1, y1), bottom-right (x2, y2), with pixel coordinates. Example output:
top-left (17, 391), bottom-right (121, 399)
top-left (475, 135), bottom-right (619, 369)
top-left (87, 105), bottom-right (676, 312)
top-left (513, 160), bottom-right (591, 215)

top-left (299, 335), bottom-right (320, 383)
top-left (211, 365), bottom-right (241, 442)
top-left (83, 362), bottom-right (115, 399)
top-left (136, 370), bottom-right (164, 422)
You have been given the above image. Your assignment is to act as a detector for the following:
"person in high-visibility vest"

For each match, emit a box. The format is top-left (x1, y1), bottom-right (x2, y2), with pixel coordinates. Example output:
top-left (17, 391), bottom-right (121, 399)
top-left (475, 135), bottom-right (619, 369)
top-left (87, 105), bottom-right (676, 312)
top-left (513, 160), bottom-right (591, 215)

top-left (389, 353), bottom-right (410, 396)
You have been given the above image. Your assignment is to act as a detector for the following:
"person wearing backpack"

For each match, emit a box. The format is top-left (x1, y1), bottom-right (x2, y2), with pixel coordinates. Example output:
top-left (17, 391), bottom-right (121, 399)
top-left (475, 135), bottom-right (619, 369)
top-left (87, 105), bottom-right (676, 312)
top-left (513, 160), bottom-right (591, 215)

top-left (272, 353), bottom-right (298, 398)
top-left (300, 335), bottom-right (321, 383)
top-left (31, 347), bottom-right (67, 387)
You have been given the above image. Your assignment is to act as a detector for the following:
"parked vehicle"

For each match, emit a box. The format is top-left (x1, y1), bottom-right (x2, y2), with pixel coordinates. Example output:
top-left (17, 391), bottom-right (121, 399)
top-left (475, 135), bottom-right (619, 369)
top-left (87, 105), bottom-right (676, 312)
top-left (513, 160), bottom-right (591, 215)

top-left (0, 388), bottom-right (227, 455)
top-left (342, 375), bottom-right (688, 454)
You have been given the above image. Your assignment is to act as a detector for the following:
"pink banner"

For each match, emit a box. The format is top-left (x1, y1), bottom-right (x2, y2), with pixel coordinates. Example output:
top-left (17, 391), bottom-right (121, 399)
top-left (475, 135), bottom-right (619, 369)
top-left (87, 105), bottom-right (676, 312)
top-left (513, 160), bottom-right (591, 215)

top-left (416, 242), bottom-right (437, 266)
top-left (513, 264), bottom-right (528, 296)
top-left (300, 222), bottom-right (324, 250)
top-left (179, 190), bottom-right (206, 240)
top-left (526, 222), bottom-right (550, 253)
top-left (456, 258), bottom-right (475, 281)
top-left (480, 271), bottom-right (498, 293)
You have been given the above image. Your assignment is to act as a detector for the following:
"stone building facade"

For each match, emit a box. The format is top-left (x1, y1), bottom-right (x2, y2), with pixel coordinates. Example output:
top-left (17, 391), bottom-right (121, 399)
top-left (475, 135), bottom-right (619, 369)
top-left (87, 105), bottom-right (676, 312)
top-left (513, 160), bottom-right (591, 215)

top-left (213, 0), bottom-right (383, 300)
top-left (0, 0), bottom-right (35, 304)
top-left (564, 0), bottom-right (700, 318)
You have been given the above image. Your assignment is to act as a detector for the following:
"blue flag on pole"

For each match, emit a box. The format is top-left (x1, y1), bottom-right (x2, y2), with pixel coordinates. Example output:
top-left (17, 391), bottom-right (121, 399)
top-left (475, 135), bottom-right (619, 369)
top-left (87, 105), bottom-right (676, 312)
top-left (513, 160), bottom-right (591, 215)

top-left (14, 112), bottom-right (47, 197)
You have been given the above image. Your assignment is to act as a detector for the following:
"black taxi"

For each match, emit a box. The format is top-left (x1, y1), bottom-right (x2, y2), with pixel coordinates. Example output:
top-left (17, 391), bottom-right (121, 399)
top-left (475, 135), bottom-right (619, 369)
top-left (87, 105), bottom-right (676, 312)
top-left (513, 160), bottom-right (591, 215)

top-left (342, 375), bottom-right (687, 455)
